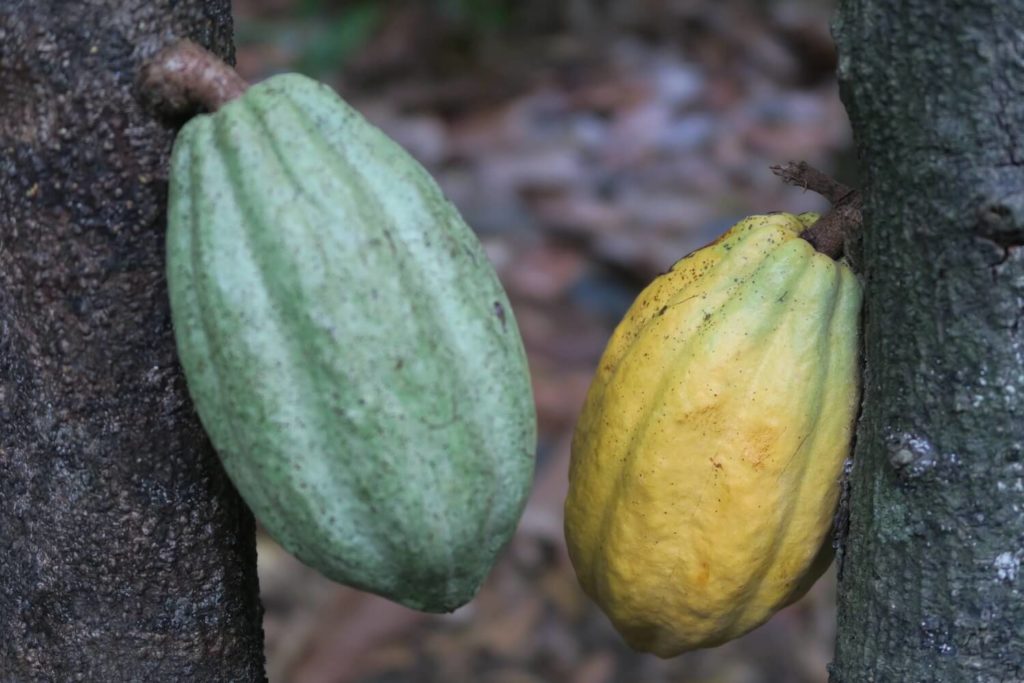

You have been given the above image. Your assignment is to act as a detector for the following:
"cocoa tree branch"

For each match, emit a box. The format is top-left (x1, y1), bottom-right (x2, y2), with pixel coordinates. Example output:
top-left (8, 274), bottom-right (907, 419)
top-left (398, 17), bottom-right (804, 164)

top-left (0, 4), bottom-right (265, 679)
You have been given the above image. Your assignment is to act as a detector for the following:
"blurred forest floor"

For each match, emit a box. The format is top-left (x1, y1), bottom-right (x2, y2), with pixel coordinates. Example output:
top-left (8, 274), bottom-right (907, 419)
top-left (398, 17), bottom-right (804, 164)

top-left (233, 1), bottom-right (853, 681)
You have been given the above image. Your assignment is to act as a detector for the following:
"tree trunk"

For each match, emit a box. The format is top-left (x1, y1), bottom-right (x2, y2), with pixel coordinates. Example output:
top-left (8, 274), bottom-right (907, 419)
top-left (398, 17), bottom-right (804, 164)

top-left (831, 2), bottom-right (1024, 680)
top-left (0, 3), bottom-right (265, 680)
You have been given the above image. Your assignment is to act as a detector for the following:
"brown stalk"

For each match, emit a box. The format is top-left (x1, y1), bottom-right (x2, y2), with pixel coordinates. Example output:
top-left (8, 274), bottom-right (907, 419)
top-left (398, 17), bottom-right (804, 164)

top-left (140, 39), bottom-right (249, 114)
top-left (771, 161), bottom-right (863, 259)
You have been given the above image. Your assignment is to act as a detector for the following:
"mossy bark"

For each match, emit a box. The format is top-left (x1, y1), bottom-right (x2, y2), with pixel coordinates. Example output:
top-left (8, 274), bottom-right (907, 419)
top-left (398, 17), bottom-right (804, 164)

top-left (0, 3), bottom-right (266, 680)
top-left (831, 1), bottom-right (1024, 680)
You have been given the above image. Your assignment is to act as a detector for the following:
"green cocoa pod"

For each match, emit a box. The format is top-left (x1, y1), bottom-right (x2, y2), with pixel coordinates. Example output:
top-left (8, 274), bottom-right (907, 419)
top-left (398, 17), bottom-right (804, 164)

top-left (166, 73), bottom-right (537, 613)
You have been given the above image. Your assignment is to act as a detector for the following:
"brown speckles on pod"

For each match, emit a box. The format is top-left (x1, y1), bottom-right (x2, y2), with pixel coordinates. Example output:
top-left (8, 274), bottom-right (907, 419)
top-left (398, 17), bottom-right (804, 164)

top-left (493, 301), bottom-right (507, 330)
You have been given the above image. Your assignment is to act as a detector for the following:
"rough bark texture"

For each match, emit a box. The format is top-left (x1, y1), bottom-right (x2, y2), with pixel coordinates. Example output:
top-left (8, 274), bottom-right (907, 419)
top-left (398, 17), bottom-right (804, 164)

top-left (831, 2), bottom-right (1024, 681)
top-left (0, 3), bottom-right (266, 681)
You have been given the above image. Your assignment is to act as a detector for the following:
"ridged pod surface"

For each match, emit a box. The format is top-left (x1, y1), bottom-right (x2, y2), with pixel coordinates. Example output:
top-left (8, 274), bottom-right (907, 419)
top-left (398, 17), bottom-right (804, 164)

top-left (166, 74), bottom-right (536, 613)
top-left (564, 213), bottom-right (862, 656)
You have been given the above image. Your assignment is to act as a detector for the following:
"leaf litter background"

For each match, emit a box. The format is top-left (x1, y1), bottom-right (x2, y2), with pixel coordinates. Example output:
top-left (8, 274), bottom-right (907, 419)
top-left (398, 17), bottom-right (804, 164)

top-left (232, 1), bottom-right (854, 680)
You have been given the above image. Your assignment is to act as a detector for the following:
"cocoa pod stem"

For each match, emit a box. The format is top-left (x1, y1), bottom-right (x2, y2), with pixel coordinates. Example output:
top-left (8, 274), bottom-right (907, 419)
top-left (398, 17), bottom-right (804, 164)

top-left (771, 161), bottom-right (863, 259)
top-left (140, 40), bottom-right (249, 115)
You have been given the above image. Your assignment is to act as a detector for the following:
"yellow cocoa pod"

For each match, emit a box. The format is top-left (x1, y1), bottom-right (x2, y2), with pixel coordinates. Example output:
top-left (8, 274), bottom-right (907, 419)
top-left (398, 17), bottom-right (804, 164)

top-left (564, 212), bottom-right (862, 657)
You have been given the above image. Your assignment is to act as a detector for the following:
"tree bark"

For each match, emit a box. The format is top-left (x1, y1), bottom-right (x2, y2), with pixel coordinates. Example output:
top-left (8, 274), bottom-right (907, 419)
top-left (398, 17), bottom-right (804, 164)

top-left (832, 2), bottom-right (1024, 680)
top-left (0, 2), bottom-right (265, 680)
